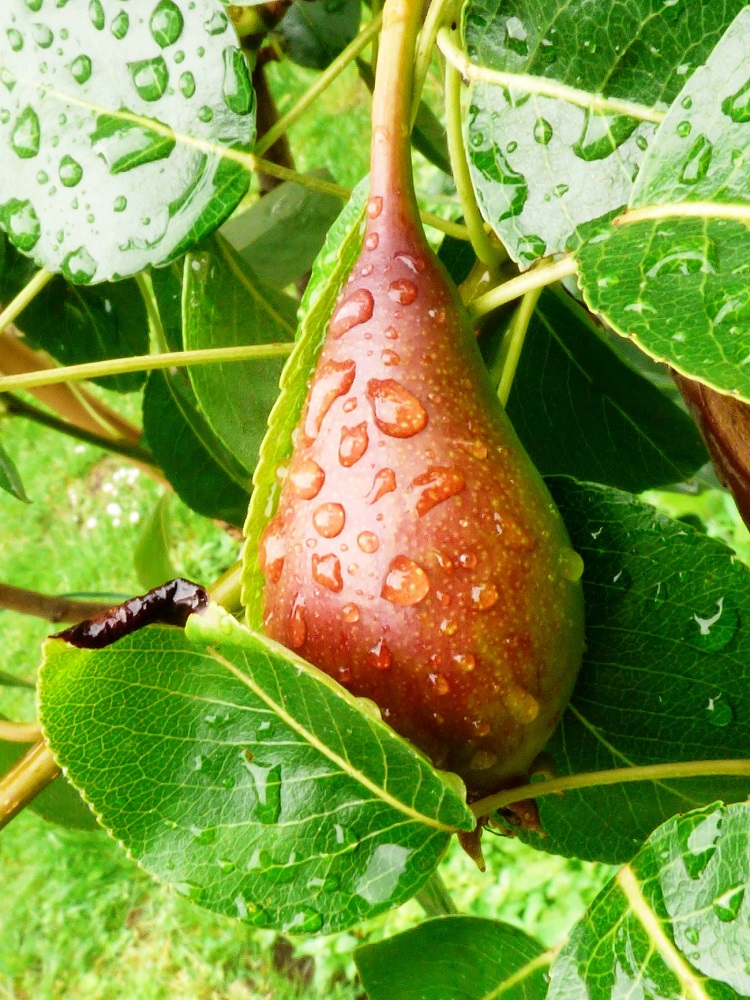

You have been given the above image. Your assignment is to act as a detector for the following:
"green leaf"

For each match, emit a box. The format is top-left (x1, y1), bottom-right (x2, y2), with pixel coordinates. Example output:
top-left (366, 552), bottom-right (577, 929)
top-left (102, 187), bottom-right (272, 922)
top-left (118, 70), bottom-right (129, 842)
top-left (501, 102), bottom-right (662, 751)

top-left (549, 802), bottom-right (750, 998)
top-left (0, 238), bottom-right (148, 393)
top-left (0, 0), bottom-right (255, 282)
top-left (221, 176), bottom-right (346, 290)
top-left (276, 0), bottom-right (362, 71)
top-left (150, 261), bottom-right (185, 352)
top-left (355, 916), bottom-right (550, 1000)
top-left (0, 441), bottom-right (29, 503)
top-left (502, 288), bottom-right (707, 492)
top-left (518, 479), bottom-right (750, 864)
top-left (242, 179), bottom-right (368, 626)
top-left (142, 370), bottom-right (250, 527)
top-left (463, 0), bottom-right (747, 265)
top-left (0, 670), bottom-right (34, 689)
top-left (134, 495), bottom-right (176, 591)
top-left (577, 8), bottom-right (750, 400)
top-left (39, 603), bottom-right (473, 934)
top-left (0, 737), bottom-right (98, 831)
top-left (183, 236), bottom-right (296, 474)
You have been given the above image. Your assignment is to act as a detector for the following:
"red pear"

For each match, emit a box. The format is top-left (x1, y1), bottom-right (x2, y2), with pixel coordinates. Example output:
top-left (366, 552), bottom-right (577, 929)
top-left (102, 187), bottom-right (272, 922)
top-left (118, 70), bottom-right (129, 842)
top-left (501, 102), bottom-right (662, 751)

top-left (259, 0), bottom-right (584, 796)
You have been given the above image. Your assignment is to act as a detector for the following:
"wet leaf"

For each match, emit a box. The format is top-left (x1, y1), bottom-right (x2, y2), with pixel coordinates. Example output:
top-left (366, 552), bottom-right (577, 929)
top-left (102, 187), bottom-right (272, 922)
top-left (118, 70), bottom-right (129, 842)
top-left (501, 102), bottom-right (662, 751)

top-left (221, 175), bottom-right (343, 290)
top-left (550, 802), bottom-right (750, 998)
top-left (0, 0), bottom-right (255, 282)
top-left (0, 737), bottom-right (98, 831)
top-left (183, 236), bottom-right (296, 475)
top-left (464, 0), bottom-right (746, 264)
top-left (355, 916), bottom-right (549, 1000)
top-left (276, 0), bottom-right (362, 71)
top-left (0, 238), bottom-right (147, 392)
top-left (0, 441), bottom-right (29, 503)
top-left (578, 8), bottom-right (750, 400)
top-left (242, 179), bottom-right (368, 625)
top-left (39, 603), bottom-right (473, 934)
top-left (517, 479), bottom-right (750, 864)
top-left (142, 370), bottom-right (250, 527)
top-left (503, 288), bottom-right (707, 492)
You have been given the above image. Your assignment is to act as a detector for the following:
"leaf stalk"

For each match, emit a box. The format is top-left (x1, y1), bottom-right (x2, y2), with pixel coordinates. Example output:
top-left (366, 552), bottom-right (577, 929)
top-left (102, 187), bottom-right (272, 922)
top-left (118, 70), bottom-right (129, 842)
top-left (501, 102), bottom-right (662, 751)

top-left (0, 742), bottom-right (61, 832)
top-left (0, 269), bottom-right (54, 336)
top-left (469, 256), bottom-right (576, 319)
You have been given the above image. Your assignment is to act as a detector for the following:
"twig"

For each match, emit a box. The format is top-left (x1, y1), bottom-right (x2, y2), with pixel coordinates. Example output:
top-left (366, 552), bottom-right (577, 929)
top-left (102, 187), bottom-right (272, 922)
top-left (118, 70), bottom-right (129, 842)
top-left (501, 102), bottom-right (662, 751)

top-left (0, 742), bottom-right (61, 832)
top-left (0, 582), bottom-right (112, 624)
top-left (0, 721), bottom-right (42, 743)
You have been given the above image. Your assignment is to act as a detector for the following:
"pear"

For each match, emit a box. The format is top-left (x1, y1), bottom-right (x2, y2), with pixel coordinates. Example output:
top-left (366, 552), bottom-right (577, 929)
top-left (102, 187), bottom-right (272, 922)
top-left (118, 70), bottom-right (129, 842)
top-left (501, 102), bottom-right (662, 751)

top-left (259, 0), bottom-right (584, 796)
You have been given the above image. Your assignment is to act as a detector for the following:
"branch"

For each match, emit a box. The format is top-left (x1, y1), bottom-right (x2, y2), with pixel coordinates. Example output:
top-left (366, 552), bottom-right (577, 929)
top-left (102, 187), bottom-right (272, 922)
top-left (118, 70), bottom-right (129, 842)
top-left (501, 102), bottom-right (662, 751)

top-left (0, 742), bottom-right (61, 832)
top-left (471, 758), bottom-right (750, 818)
top-left (0, 582), bottom-right (113, 624)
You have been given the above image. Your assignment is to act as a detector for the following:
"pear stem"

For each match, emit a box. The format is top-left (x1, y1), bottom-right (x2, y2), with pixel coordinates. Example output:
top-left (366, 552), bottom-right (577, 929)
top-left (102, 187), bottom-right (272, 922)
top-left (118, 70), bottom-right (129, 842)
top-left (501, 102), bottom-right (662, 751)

top-left (369, 0), bottom-right (426, 232)
top-left (411, 0), bottom-right (456, 125)
top-left (470, 758), bottom-right (750, 819)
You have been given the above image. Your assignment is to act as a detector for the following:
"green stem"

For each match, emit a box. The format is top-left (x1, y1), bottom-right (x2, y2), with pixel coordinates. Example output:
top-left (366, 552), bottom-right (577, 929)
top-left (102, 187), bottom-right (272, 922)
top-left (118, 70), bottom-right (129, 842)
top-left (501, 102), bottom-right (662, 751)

top-left (495, 288), bottom-right (541, 407)
top-left (469, 255), bottom-right (576, 319)
top-left (209, 562), bottom-right (244, 614)
top-left (0, 269), bottom-right (54, 335)
top-left (0, 343), bottom-right (295, 394)
top-left (411, 0), bottom-right (455, 125)
top-left (436, 27), bottom-right (665, 124)
top-left (0, 721), bottom-right (42, 743)
top-left (445, 54), bottom-right (503, 266)
top-left (471, 758), bottom-right (750, 819)
top-left (3, 393), bottom-right (156, 466)
top-left (415, 871), bottom-right (458, 916)
top-left (136, 271), bottom-right (170, 356)
top-left (255, 13), bottom-right (384, 157)
top-left (0, 742), bottom-right (61, 832)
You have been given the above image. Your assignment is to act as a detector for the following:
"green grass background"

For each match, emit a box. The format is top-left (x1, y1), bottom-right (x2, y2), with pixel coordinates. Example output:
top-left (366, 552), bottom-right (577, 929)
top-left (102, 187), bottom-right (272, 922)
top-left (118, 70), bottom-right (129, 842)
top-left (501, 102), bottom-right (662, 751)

top-left (3, 56), bottom-right (749, 1000)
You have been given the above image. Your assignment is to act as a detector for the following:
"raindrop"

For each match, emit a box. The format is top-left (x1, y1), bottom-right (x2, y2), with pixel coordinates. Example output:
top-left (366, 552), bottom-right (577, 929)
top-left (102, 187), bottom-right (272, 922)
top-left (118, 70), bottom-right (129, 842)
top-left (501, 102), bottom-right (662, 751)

top-left (204, 10), bottom-right (228, 34)
top-left (313, 502), bottom-right (345, 538)
top-left (553, 183), bottom-right (569, 198)
top-left (58, 154), bottom-right (83, 188)
top-left (692, 597), bottom-right (737, 651)
top-left (304, 359), bottom-right (356, 443)
top-left (217, 857), bottom-right (235, 873)
top-left (684, 927), bottom-right (700, 946)
top-left (330, 288), bottom-right (374, 338)
top-left (179, 72), bottom-right (195, 98)
top-left (704, 694), bottom-right (734, 728)
top-left (680, 135), bottom-right (713, 185)
top-left (36, 171), bottom-right (48, 184)
top-left (128, 57), bottom-right (169, 102)
top-left (365, 232), bottom-right (379, 250)
top-left (61, 246), bottom-right (96, 284)
top-left (342, 602), bottom-right (360, 623)
top-left (339, 422), bottom-right (369, 467)
top-left (222, 47), bottom-right (253, 115)
top-left (198, 105), bottom-right (213, 122)
top-left (32, 22), bottom-right (53, 48)
top-left (676, 120), bottom-right (691, 138)
top-left (573, 109), bottom-right (639, 161)
top-left (722, 77), bottom-right (750, 123)
top-left (175, 881), bottom-right (204, 902)
top-left (681, 96), bottom-right (693, 110)
top-left (533, 117), bottom-right (553, 144)
top-left (367, 639), bottom-right (393, 670)
top-left (1, 199), bottom-right (41, 251)
top-left (636, 134), bottom-right (648, 151)
top-left (459, 552), bottom-right (477, 569)
top-left (384, 326), bottom-right (398, 340)
top-left (240, 754), bottom-right (282, 824)
top-left (259, 520), bottom-right (285, 582)
top-left (678, 807), bottom-right (723, 879)
top-left (89, 0), bottom-right (105, 30)
top-left (409, 465), bottom-right (466, 517)
top-left (713, 884), bottom-right (745, 922)
top-left (367, 195), bottom-right (383, 218)
top-left (290, 458), bottom-right (325, 499)
top-left (388, 278), bottom-right (418, 305)
top-left (283, 909), bottom-right (323, 934)
top-left (288, 594), bottom-right (306, 648)
top-left (470, 583), bottom-right (499, 611)
top-left (440, 618), bottom-right (458, 635)
top-left (367, 379), bottom-right (428, 438)
top-left (312, 552), bottom-right (344, 592)
top-left (7, 29), bottom-right (23, 52)
top-left (504, 15), bottom-right (528, 56)
top-left (365, 468), bottom-right (396, 504)
top-left (11, 106), bottom-right (40, 159)
top-left (394, 252), bottom-right (426, 273)
top-left (150, 0), bottom-right (184, 48)
top-left (357, 531), bottom-right (379, 553)
top-left (559, 549), bottom-right (584, 582)
top-left (382, 555), bottom-right (430, 606)
top-left (113, 195), bottom-right (127, 212)
top-left (516, 234), bottom-right (546, 262)
top-left (70, 54), bottom-right (92, 84)
top-left (111, 11), bottom-right (129, 39)
top-left (381, 349), bottom-right (400, 366)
